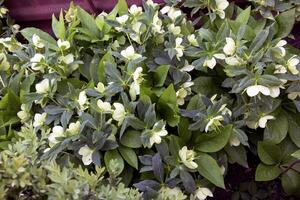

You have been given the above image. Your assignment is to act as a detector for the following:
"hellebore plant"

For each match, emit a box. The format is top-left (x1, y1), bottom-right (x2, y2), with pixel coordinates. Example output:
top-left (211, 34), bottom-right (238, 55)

top-left (0, 0), bottom-right (300, 199)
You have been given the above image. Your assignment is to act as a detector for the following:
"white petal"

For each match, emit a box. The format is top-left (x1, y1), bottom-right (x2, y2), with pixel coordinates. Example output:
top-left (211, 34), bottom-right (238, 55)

top-left (276, 40), bottom-right (287, 47)
top-left (225, 57), bottom-right (240, 66)
top-left (257, 85), bottom-right (270, 96)
top-left (246, 85), bottom-right (260, 97)
top-left (216, 0), bottom-right (229, 10)
top-left (258, 115), bottom-right (274, 128)
top-left (269, 87), bottom-right (280, 98)
top-left (204, 57), bottom-right (216, 69)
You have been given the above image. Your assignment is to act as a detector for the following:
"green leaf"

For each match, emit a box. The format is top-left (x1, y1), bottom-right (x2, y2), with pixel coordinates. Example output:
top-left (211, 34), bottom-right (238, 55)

top-left (291, 149), bottom-right (300, 159)
top-left (120, 130), bottom-right (142, 148)
top-left (104, 149), bottom-right (124, 176)
top-left (249, 29), bottom-right (269, 53)
top-left (235, 6), bottom-right (251, 25)
top-left (77, 6), bottom-right (100, 38)
top-left (275, 9), bottom-right (295, 38)
top-left (264, 113), bottom-right (288, 144)
top-left (195, 125), bottom-right (232, 153)
top-left (0, 89), bottom-right (20, 125)
top-left (255, 163), bottom-right (281, 181)
top-left (257, 141), bottom-right (282, 165)
top-left (178, 117), bottom-right (191, 143)
top-left (192, 76), bottom-right (220, 95)
top-left (153, 65), bottom-right (169, 87)
top-left (224, 145), bottom-right (248, 168)
top-left (196, 153), bottom-right (225, 188)
top-left (21, 27), bottom-right (58, 50)
top-left (116, 0), bottom-right (128, 16)
top-left (281, 169), bottom-right (300, 196)
top-left (118, 146), bottom-right (138, 169)
top-left (288, 114), bottom-right (300, 148)
top-left (157, 84), bottom-right (179, 127)
top-left (98, 52), bottom-right (115, 83)
top-left (52, 10), bottom-right (65, 39)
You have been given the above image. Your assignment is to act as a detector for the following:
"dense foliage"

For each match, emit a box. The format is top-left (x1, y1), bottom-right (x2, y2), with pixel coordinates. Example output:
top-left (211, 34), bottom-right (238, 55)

top-left (0, 0), bottom-right (300, 199)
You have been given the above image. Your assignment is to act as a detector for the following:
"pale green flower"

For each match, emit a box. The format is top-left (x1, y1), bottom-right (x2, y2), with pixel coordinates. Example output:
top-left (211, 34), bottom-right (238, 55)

top-left (214, 0), bottom-right (229, 19)
top-left (57, 39), bottom-right (70, 50)
top-left (33, 113), bottom-right (47, 128)
top-left (245, 85), bottom-right (270, 97)
top-left (287, 56), bottom-right (299, 75)
top-left (179, 146), bottom-right (198, 169)
top-left (194, 187), bottom-right (213, 200)
top-left (97, 99), bottom-right (112, 112)
top-left (95, 82), bottom-right (105, 93)
top-left (35, 79), bottom-right (51, 94)
top-left (112, 103), bottom-right (126, 126)
top-left (66, 121), bottom-right (81, 136)
top-left (79, 145), bottom-right (94, 165)
top-left (49, 126), bottom-right (64, 147)
top-left (32, 34), bottom-right (44, 48)
top-left (17, 104), bottom-right (30, 122)
top-left (30, 53), bottom-right (45, 72)
top-left (121, 45), bottom-right (142, 61)
top-left (223, 37), bottom-right (236, 56)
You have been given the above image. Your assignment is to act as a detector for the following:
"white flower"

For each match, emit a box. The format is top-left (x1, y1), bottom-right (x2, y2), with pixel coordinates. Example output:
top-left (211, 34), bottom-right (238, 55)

top-left (148, 122), bottom-right (168, 147)
top-left (269, 86), bottom-right (280, 98)
top-left (129, 67), bottom-right (143, 100)
top-left (97, 99), bottom-right (112, 112)
top-left (187, 34), bottom-right (198, 46)
top-left (181, 63), bottom-right (195, 72)
top-left (129, 5), bottom-right (142, 16)
top-left (274, 64), bottom-right (287, 74)
top-left (112, 103), bottom-right (126, 126)
top-left (214, 0), bottom-right (229, 19)
top-left (30, 53), bottom-right (45, 71)
top-left (223, 37), bottom-right (236, 56)
top-left (66, 121), bottom-right (81, 136)
top-left (121, 45), bottom-right (142, 61)
top-left (287, 56), bottom-right (299, 75)
top-left (288, 92), bottom-right (300, 100)
top-left (57, 39), bottom-right (70, 50)
top-left (204, 54), bottom-right (225, 69)
top-left (33, 113), bottom-right (47, 128)
top-left (32, 34), bottom-right (44, 48)
top-left (79, 145), bottom-right (94, 165)
top-left (245, 85), bottom-right (270, 97)
top-left (49, 126), bottom-right (64, 147)
top-left (35, 79), bottom-right (51, 94)
top-left (258, 115), bottom-right (274, 128)
top-left (152, 12), bottom-right (163, 34)
top-left (175, 37), bottom-right (184, 59)
top-left (275, 40), bottom-right (287, 57)
top-left (59, 53), bottom-right (74, 64)
top-left (246, 115), bottom-right (275, 129)
top-left (161, 6), bottom-right (181, 21)
top-left (176, 88), bottom-right (188, 106)
top-left (225, 56), bottom-right (242, 66)
top-left (179, 146), bottom-right (198, 169)
top-left (194, 187), bottom-right (213, 200)
top-left (204, 57), bottom-right (216, 69)
top-left (205, 115), bottom-right (224, 132)
top-left (168, 24), bottom-right (181, 35)
top-left (17, 104), bottom-right (30, 122)
top-left (229, 135), bottom-right (240, 146)
top-left (176, 82), bottom-right (194, 105)
top-left (146, 0), bottom-right (158, 8)
top-left (158, 187), bottom-right (187, 200)
top-left (95, 82), bottom-right (105, 93)
top-left (116, 14), bottom-right (129, 25)
top-left (78, 91), bottom-right (88, 110)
